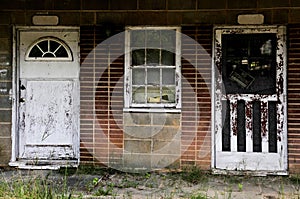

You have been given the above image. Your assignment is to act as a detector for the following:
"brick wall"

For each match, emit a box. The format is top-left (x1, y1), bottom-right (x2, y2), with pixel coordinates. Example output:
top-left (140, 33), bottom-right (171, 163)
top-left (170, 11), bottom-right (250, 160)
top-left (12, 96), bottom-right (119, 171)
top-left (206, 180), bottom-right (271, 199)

top-left (288, 25), bottom-right (300, 173)
top-left (79, 25), bottom-right (212, 170)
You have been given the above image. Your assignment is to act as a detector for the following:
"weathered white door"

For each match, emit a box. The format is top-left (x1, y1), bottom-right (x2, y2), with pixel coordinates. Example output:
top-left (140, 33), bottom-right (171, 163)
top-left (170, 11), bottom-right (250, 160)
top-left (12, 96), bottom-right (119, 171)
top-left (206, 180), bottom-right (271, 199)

top-left (16, 27), bottom-right (79, 166)
top-left (213, 26), bottom-right (287, 173)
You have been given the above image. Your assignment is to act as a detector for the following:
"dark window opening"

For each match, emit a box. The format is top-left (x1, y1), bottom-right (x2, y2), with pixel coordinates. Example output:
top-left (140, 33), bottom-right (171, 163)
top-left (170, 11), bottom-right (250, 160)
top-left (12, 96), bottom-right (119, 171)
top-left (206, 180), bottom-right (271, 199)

top-left (221, 33), bottom-right (277, 95)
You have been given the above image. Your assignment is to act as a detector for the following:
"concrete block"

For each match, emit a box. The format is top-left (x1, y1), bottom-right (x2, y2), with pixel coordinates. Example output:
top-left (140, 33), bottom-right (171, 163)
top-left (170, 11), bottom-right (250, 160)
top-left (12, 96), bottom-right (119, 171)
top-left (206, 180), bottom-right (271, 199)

top-left (58, 12), bottom-right (80, 25)
top-left (0, 110), bottom-right (11, 122)
top-left (257, 0), bottom-right (289, 8)
top-left (11, 11), bottom-right (26, 25)
top-left (198, 0), bottom-right (226, 9)
top-left (82, 0), bottom-right (109, 10)
top-left (151, 154), bottom-right (180, 169)
top-left (0, 96), bottom-right (11, 109)
top-left (0, 12), bottom-right (11, 25)
top-left (228, 0), bottom-right (257, 9)
top-left (152, 126), bottom-right (180, 141)
top-left (123, 153), bottom-right (151, 171)
top-left (272, 10), bottom-right (289, 24)
top-left (0, 123), bottom-right (11, 137)
top-left (138, 0), bottom-right (166, 10)
top-left (125, 112), bottom-right (151, 125)
top-left (0, 137), bottom-right (11, 164)
top-left (0, 39), bottom-right (10, 53)
top-left (110, 0), bottom-right (137, 10)
top-left (0, 67), bottom-right (11, 81)
top-left (124, 126), bottom-right (153, 138)
top-left (124, 140), bottom-right (151, 153)
top-left (0, 53), bottom-right (11, 66)
top-left (80, 12), bottom-right (96, 25)
top-left (53, 0), bottom-right (80, 10)
top-left (168, 0), bottom-right (196, 10)
top-left (152, 139), bottom-right (180, 154)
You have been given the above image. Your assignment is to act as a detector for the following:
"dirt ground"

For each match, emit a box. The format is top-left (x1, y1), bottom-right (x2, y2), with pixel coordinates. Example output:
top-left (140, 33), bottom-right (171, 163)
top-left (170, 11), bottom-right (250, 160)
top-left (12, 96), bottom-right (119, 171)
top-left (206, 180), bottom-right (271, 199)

top-left (1, 167), bottom-right (300, 199)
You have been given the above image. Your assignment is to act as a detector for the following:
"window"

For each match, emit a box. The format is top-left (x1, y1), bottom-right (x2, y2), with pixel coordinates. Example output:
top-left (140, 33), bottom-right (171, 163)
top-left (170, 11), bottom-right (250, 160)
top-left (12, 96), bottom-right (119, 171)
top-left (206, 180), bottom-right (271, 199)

top-left (222, 33), bottom-right (276, 95)
top-left (124, 27), bottom-right (181, 111)
top-left (25, 37), bottom-right (72, 61)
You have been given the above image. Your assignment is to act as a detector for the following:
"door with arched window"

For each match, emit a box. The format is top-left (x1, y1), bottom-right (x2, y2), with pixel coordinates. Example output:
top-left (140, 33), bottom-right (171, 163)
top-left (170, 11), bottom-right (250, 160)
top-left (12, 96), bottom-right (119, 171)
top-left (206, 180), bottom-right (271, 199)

top-left (13, 27), bottom-right (80, 167)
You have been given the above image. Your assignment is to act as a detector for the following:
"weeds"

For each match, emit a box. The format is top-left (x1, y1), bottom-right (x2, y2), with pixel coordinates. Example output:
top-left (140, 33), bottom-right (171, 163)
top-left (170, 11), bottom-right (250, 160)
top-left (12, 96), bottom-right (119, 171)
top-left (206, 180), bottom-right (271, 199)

top-left (181, 166), bottom-right (208, 184)
top-left (0, 169), bottom-right (81, 199)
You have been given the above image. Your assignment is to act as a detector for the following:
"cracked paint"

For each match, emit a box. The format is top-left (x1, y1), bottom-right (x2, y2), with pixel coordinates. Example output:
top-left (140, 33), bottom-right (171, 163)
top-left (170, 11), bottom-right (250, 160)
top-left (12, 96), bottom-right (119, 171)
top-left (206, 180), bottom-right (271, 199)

top-left (214, 26), bottom-right (287, 171)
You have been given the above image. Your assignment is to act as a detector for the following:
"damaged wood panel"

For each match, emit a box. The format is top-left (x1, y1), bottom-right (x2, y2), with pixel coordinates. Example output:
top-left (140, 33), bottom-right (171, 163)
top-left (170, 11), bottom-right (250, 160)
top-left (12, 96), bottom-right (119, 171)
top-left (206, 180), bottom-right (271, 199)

top-left (214, 26), bottom-right (287, 172)
top-left (20, 80), bottom-right (77, 160)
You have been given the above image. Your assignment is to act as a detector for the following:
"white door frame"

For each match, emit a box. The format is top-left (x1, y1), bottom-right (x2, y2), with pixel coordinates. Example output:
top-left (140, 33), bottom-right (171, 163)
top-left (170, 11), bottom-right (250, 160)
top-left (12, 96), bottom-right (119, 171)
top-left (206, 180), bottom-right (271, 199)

top-left (211, 25), bottom-right (288, 175)
top-left (10, 26), bottom-right (80, 169)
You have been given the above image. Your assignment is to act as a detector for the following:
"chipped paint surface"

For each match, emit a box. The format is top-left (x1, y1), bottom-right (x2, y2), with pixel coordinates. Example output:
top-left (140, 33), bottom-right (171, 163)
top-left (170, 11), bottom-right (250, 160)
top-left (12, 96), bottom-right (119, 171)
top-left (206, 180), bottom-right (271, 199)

top-left (13, 28), bottom-right (80, 167)
top-left (19, 80), bottom-right (77, 160)
top-left (213, 26), bottom-right (287, 172)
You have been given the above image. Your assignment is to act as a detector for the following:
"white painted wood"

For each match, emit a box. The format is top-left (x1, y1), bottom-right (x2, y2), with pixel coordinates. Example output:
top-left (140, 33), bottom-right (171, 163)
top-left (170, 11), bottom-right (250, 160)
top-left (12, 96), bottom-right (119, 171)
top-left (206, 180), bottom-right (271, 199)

top-left (230, 99), bottom-right (237, 152)
top-left (261, 100), bottom-right (269, 153)
top-left (213, 26), bottom-right (287, 173)
top-left (216, 151), bottom-right (283, 171)
top-left (245, 101), bottom-right (253, 152)
top-left (13, 27), bottom-right (80, 167)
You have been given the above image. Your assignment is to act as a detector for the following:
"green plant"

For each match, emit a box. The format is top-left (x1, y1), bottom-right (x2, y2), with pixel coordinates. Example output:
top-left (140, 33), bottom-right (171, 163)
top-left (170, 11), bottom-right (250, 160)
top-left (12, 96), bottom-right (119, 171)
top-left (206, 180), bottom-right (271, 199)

top-left (94, 182), bottom-right (115, 196)
top-left (238, 183), bottom-right (243, 192)
top-left (0, 169), bottom-right (80, 199)
top-left (191, 192), bottom-right (209, 199)
top-left (181, 166), bottom-right (208, 184)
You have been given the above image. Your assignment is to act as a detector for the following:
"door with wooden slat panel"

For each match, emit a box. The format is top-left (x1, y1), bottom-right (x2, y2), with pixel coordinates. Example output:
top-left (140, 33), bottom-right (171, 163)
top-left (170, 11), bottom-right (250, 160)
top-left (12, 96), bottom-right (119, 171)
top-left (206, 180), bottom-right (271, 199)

top-left (213, 26), bottom-right (287, 173)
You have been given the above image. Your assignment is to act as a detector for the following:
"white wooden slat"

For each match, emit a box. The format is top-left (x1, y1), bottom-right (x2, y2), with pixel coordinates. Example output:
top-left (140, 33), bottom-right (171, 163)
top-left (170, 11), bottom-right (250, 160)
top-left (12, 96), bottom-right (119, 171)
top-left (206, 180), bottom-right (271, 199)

top-left (261, 101), bottom-right (269, 153)
top-left (245, 101), bottom-right (253, 152)
top-left (230, 99), bottom-right (238, 152)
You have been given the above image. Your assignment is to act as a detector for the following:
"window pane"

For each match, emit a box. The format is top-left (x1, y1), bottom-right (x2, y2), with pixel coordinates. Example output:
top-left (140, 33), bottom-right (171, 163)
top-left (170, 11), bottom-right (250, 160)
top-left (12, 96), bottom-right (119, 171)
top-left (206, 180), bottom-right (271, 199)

top-left (162, 86), bottom-right (175, 103)
top-left (50, 40), bottom-right (60, 52)
top-left (146, 49), bottom-right (159, 65)
top-left (29, 46), bottom-right (43, 57)
top-left (147, 86), bottom-right (160, 103)
top-left (132, 68), bottom-right (145, 85)
top-left (132, 49), bottom-right (145, 65)
top-left (132, 86), bottom-right (145, 103)
top-left (131, 30), bottom-right (145, 48)
top-left (161, 50), bottom-right (175, 65)
top-left (147, 68), bottom-right (160, 85)
top-left (43, 52), bottom-right (55, 57)
top-left (38, 40), bottom-right (48, 52)
top-left (146, 30), bottom-right (160, 48)
top-left (54, 46), bottom-right (68, 57)
top-left (161, 30), bottom-right (176, 50)
top-left (162, 68), bottom-right (175, 85)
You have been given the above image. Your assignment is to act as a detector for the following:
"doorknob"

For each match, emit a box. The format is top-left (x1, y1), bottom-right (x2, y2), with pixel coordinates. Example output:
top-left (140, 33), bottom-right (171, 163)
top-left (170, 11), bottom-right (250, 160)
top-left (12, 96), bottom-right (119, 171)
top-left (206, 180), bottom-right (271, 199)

top-left (19, 97), bottom-right (25, 103)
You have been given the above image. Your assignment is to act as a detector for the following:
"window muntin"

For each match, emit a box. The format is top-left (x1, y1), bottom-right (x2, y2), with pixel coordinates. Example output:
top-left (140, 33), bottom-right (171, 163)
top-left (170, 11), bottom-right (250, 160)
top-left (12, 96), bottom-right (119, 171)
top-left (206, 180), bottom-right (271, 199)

top-left (25, 37), bottom-right (72, 61)
top-left (125, 27), bottom-right (181, 110)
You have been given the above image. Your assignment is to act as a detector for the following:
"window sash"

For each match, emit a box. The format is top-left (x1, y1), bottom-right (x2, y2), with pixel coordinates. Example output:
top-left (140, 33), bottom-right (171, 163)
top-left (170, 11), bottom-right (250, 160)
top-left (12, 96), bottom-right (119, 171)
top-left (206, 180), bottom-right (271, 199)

top-left (124, 26), bottom-right (181, 110)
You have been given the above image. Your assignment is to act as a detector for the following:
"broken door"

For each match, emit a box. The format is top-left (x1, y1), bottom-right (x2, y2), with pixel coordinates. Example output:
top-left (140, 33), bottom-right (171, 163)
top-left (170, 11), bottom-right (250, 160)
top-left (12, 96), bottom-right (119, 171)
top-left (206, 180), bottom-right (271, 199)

top-left (213, 26), bottom-right (287, 173)
top-left (15, 27), bottom-right (80, 166)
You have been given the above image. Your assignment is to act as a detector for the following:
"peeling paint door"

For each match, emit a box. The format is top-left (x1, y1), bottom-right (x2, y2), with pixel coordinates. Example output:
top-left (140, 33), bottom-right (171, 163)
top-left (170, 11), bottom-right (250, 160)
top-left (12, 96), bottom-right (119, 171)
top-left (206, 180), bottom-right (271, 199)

top-left (16, 27), bottom-right (80, 165)
top-left (213, 26), bottom-right (287, 173)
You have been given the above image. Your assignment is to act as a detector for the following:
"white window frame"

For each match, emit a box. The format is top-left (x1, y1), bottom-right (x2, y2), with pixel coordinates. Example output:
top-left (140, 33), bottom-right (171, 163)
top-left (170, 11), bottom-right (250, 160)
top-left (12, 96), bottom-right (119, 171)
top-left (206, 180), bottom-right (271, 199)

top-left (25, 37), bottom-right (73, 61)
top-left (124, 26), bottom-right (181, 112)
